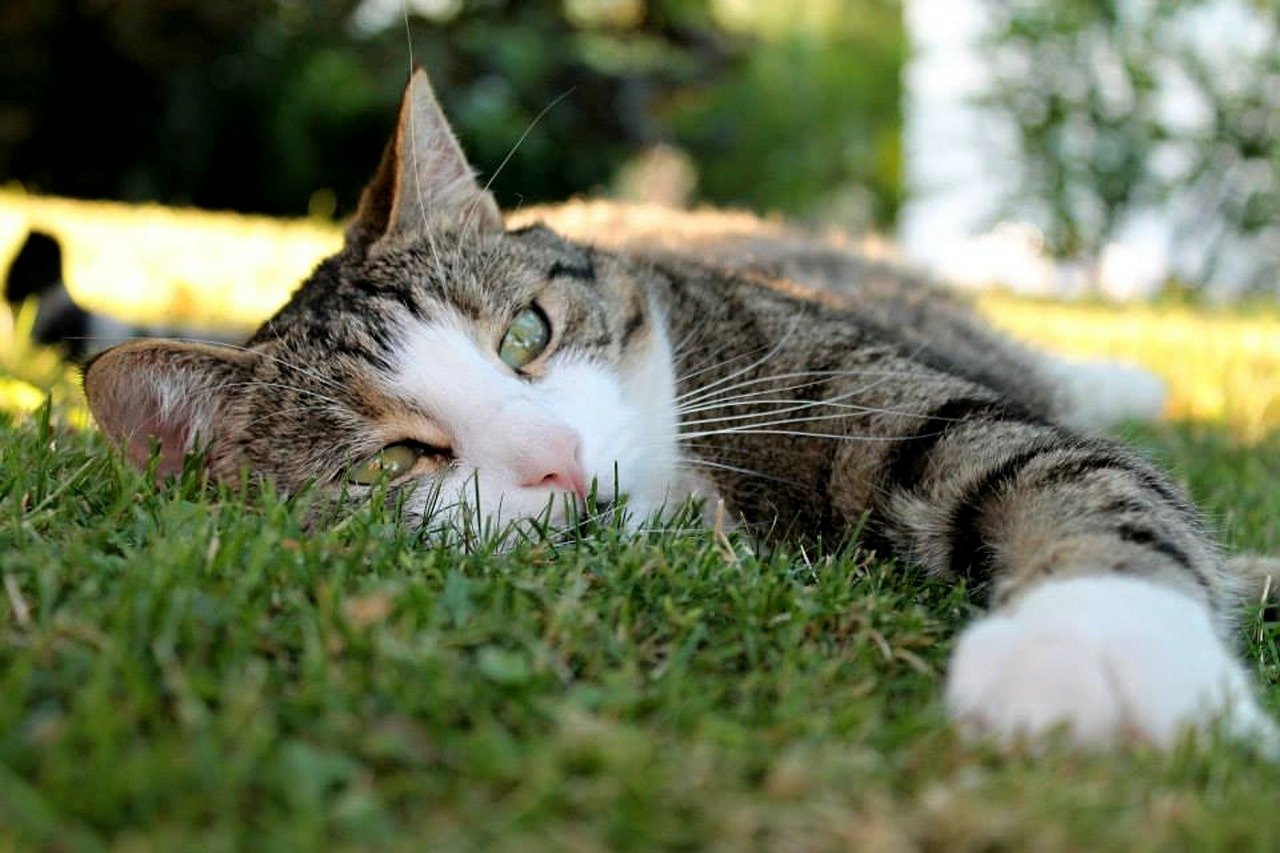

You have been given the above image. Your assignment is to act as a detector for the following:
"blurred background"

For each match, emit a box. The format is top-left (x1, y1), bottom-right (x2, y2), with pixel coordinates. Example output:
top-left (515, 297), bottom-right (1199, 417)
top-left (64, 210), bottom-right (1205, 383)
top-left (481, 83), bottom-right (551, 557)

top-left (0, 0), bottom-right (1277, 313)
top-left (906, 0), bottom-right (1280, 301)
top-left (1, 0), bottom-right (904, 225)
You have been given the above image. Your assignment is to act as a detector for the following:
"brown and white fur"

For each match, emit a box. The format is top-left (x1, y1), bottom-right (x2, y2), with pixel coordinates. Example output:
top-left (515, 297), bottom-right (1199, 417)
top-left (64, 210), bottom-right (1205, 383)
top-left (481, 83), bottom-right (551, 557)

top-left (83, 70), bottom-right (1276, 751)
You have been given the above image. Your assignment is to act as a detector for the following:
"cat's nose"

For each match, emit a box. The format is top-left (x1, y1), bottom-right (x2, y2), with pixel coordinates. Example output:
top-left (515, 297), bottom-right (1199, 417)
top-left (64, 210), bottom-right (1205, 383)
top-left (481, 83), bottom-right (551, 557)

top-left (515, 427), bottom-right (586, 501)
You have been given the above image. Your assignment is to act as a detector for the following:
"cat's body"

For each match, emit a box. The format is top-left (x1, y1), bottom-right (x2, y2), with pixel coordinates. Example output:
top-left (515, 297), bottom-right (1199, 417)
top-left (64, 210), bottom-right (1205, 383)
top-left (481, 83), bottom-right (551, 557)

top-left (83, 70), bottom-right (1276, 751)
top-left (515, 200), bottom-right (1166, 433)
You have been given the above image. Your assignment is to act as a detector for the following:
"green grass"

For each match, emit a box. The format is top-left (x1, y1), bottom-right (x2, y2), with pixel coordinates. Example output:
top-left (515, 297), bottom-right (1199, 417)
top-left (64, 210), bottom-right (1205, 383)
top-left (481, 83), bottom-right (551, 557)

top-left (3, 370), bottom-right (1280, 849)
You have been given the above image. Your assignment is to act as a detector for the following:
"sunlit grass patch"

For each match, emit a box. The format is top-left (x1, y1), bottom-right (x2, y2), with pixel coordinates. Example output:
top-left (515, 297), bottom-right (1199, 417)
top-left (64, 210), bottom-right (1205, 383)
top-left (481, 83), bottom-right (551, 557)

top-left (0, 376), bottom-right (44, 414)
top-left (0, 303), bottom-right (86, 423)
top-left (0, 188), bottom-right (340, 329)
top-left (980, 295), bottom-right (1280, 439)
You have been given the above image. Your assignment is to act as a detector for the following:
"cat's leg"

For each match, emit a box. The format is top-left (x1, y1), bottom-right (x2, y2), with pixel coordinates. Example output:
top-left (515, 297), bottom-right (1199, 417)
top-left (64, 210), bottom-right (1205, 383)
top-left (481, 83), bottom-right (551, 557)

top-left (1039, 353), bottom-right (1168, 431)
top-left (944, 575), bottom-right (1274, 749)
top-left (864, 388), bottom-right (1276, 751)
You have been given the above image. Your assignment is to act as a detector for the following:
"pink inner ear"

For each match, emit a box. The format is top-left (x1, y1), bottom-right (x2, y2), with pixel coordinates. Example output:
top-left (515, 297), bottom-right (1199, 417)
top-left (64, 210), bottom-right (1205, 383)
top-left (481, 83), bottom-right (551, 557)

top-left (84, 340), bottom-right (247, 481)
top-left (90, 367), bottom-right (207, 479)
top-left (121, 409), bottom-right (194, 478)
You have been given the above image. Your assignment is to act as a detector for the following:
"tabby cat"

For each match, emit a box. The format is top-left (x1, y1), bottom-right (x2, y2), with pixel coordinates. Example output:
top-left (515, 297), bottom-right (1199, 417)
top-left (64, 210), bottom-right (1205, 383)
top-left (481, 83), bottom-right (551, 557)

top-left (82, 70), bottom-right (1277, 751)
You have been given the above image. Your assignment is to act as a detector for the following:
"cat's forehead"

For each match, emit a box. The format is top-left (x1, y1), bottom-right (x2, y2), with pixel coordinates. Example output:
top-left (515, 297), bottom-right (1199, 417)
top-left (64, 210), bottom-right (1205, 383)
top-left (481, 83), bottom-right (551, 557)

top-left (360, 223), bottom-right (594, 312)
top-left (251, 223), bottom-right (606, 362)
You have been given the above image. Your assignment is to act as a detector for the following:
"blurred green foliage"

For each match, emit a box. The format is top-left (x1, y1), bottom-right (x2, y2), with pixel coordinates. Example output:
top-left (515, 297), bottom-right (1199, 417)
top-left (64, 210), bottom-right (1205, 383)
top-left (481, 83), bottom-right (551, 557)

top-left (0, 0), bottom-right (904, 226)
top-left (981, 0), bottom-right (1280, 290)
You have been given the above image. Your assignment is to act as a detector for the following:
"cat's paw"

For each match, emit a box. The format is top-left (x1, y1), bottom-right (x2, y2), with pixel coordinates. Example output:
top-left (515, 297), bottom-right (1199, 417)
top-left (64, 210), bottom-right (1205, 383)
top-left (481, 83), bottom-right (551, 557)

top-left (1043, 355), bottom-right (1167, 431)
top-left (945, 576), bottom-right (1278, 753)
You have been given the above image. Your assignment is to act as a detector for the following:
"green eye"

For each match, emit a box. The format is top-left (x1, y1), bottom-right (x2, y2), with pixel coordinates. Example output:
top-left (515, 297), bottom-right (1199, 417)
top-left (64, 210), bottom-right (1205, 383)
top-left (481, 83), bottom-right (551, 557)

top-left (347, 442), bottom-right (421, 485)
top-left (499, 306), bottom-right (551, 369)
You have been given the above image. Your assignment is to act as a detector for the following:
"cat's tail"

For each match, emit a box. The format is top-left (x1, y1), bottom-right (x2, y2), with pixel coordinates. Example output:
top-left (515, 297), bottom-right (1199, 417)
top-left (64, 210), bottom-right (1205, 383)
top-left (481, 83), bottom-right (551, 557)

top-left (1041, 354), bottom-right (1168, 431)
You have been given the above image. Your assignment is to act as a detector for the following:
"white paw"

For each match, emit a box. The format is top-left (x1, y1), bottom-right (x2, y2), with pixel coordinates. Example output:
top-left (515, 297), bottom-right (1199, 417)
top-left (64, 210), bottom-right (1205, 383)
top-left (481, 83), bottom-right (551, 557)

top-left (1044, 356), bottom-right (1167, 430)
top-left (946, 576), bottom-right (1278, 753)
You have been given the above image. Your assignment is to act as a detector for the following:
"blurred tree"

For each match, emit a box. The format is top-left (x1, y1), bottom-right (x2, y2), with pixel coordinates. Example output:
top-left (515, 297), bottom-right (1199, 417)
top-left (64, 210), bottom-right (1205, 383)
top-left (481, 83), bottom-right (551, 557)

top-left (980, 0), bottom-right (1280, 293)
top-left (670, 0), bottom-right (904, 226)
top-left (0, 0), bottom-right (905, 226)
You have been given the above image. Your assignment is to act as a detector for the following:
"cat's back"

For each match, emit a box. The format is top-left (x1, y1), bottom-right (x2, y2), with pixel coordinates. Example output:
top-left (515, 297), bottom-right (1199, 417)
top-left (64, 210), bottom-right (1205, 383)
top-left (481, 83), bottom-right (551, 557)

top-left (508, 200), bottom-right (994, 348)
top-left (508, 199), bottom-right (913, 301)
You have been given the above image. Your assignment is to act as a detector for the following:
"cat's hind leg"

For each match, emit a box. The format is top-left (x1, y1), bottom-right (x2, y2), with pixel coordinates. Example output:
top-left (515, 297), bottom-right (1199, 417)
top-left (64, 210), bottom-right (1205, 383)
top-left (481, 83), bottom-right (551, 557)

top-left (1041, 354), bottom-right (1168, 431)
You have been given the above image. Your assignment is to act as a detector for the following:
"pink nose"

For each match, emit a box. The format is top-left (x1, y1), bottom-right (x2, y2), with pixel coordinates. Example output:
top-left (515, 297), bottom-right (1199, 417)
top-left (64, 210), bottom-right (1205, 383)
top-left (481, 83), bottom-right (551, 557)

top-left (513, 427), bottom-right (587, 501)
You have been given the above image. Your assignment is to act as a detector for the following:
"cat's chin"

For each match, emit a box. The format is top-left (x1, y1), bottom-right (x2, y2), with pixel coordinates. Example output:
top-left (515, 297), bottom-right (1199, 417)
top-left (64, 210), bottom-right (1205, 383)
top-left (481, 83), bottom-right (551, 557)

top-left (402, 502), bottom-right (624, 550)
top-left (610, 476), bottom-right (727, 536)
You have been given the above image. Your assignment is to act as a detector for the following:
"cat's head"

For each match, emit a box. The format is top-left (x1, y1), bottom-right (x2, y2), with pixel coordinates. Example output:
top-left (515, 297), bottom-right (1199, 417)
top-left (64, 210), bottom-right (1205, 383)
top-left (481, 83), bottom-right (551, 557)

top-left (82, 69), bottom-right (684, 534)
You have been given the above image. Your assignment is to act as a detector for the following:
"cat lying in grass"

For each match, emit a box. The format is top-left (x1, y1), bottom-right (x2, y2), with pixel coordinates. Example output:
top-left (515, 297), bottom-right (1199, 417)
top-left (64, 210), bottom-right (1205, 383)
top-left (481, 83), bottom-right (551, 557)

top-left (81, 69), bottom-right (1277, 753)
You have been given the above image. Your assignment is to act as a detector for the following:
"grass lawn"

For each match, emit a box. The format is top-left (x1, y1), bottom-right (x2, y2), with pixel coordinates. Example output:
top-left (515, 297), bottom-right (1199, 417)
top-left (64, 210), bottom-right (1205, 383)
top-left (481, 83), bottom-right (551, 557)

top-left (3, 196), bottom-right (1280, 849)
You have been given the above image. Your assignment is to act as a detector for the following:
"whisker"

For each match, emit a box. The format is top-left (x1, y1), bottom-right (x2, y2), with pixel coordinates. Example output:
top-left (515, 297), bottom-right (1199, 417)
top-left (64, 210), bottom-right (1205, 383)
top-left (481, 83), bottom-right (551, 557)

top-left (679, 457), bottom-right (790, 485)
top-left (99, 333), bottom-right (358, 401)
top-left (678, 367), bottom-right (858, 407)
top-left (676, 378), bottom-right (866, 415)
top-left (235, 402), bottom-right (341, 435)
top-left (214, 381), bottom-right (344, 408)
top-left (679, 394), bottom-right (881, 418)
top-left (681, 409), bottom-right (887, 437)
top-left (673, 321), bottom-right (799, 404)
top-left (481, 89), bottom-right (575, 197)
top-left (668, 317), bottom-right (712, 365)
top-left (679, 427), bottom-right (939, 443)
top-left (400, 1), bottom-right (455, 287)
top-left (200, 340), bottom-right (354, 397)
top-left (677, 366), bottom-right (929, 411)
top-left (673, 336), bottom-right (779, 388)
top-left (678, 338), bottom-right (931, 409)
top-left (630, 527), bottom-right (708, 537)
top-left (678, 381), bottom-right (943, 426)
top-left (544, 504), bottom-right (624, 547)
top-left (679, 406), bottom-right (876, 430)
top-left (402, 3), bottom-right (427, 236)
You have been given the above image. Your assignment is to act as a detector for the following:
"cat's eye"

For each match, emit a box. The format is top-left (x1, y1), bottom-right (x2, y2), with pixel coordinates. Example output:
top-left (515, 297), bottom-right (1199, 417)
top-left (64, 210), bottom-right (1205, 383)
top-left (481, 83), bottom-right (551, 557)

top-left (499, 306), bottom-right (551, 370)
top-left (347, 442), bottom-right (423, 485)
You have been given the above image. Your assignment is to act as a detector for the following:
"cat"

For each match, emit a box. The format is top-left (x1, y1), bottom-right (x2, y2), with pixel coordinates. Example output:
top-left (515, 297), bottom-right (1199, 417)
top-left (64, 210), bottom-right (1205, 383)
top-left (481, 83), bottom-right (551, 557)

top-left (6, 231), bottom-right (96, 359)
top-left (4, 229), bottom-right (241, 360)
top-left (81, 68), bottom-right (1277, 752)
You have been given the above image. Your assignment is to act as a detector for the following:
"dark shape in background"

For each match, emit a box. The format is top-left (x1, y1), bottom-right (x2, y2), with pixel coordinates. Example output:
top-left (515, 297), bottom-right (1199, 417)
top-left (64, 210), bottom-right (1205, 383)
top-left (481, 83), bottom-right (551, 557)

top-left (0, 0), bottom-right (905, 227)
top-left (4, 230), bottom-right (92, 359)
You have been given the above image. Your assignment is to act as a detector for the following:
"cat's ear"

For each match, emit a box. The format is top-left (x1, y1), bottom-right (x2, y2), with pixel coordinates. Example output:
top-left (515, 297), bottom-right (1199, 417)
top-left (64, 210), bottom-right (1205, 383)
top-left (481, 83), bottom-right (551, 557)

top-left (82, 340), bottom-right (256, 480)
top-left (348, 67), bottom-right (501, 246)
